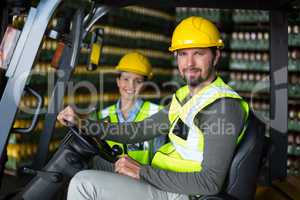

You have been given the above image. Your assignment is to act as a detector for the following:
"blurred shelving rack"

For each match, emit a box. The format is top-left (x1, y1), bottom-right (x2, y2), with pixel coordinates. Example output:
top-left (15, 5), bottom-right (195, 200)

top-left (4, 5), bottom-right (176, 173)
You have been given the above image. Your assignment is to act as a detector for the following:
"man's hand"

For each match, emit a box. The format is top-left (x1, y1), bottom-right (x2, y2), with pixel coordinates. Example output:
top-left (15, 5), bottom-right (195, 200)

top-left (57, 105), bottom-right (78, 126)
top-left (114, 155), bottom-right (141, 180)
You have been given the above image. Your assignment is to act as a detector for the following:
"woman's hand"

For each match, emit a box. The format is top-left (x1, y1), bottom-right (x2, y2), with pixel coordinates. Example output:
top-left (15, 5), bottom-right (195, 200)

top-left (57, 105), bottom-right (79, 126)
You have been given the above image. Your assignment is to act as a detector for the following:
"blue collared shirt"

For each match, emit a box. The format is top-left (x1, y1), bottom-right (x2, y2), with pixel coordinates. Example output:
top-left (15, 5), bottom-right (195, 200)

top-left (115, 98), bottom-right (143, 123)
top-left (115, 98), bottom-right (146, 151)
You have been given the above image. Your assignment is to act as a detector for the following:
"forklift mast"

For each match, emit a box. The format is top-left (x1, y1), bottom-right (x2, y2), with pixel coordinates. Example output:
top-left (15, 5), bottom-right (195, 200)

top-left (0, 0), bottom-right (110, 178)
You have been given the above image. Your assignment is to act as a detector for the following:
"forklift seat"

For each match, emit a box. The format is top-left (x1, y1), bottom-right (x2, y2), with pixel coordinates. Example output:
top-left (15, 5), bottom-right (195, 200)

top-left (199, 111), bottom-right (265, 200)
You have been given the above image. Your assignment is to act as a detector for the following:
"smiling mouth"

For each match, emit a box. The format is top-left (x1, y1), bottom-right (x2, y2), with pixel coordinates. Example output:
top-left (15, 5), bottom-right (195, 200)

top-left (125, 90), bottom-right (135, 94)
top-left (185, 68), bottom-right (201, 74)
top-left (185, 67), bottom-right (200, 71)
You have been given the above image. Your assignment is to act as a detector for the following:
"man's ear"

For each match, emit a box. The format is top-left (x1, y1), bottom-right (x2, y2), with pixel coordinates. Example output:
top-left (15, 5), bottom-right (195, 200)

top-left (213, 49), bottom-right (221, 67)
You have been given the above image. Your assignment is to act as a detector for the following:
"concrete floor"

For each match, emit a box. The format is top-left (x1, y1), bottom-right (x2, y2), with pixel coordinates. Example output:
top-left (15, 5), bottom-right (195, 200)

top-left (256, 176), bottom-right (300, 200)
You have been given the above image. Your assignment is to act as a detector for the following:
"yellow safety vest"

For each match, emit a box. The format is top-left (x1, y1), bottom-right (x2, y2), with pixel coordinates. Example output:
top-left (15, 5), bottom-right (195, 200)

top-left (151, 76), bottom-right (249, 172)
top-left (97, 101), bottom-right (163, 164)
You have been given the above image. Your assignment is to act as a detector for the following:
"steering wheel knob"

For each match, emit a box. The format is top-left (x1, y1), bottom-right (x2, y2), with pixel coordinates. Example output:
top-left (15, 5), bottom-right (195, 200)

top-left (112, 145), bottom-right (123, 156)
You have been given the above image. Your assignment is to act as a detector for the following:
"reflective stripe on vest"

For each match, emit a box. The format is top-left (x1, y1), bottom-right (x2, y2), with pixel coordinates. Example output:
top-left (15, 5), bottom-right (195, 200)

top-left (152, 76), bottom-right (249, 172)
top-left (109, 104), bottom-right (118, 123)
top-left (168, 85), bottom-right (189, 123)
top-left (98, 101), bottom-right (162, 164)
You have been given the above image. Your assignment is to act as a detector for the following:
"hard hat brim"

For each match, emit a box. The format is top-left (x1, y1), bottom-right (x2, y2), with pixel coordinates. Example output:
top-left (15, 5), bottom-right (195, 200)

top-left (169, 42), bottom-right (224, 52)
top-left (116, 67), bottom-right (152, 79)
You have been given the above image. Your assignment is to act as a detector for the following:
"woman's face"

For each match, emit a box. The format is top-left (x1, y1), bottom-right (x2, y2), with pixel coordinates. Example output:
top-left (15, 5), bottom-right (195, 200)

top-left (116, 71), bottom-right (145, 100)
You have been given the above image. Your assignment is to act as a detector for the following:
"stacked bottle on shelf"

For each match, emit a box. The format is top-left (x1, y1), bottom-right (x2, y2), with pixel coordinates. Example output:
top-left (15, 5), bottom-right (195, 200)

top-left (288, 109), bottom-right (300, 135)
top-left (232, 9), bottom-right (269, 23)
top-left (287, 156), bottom-right (300, 176)
top-left (290, 74), bottom-right (300, 98)
top-left (176, 7), bottom-right (224, 22)
top-left (289, 50), bottom-right (300, 71)
top-left (227, 71), bottom-right (269, 93)
top-left (250, 100), bottom-right (270, 119)
top-left (230, 32), bottom-right (269, 50)
top-left (289, 25), bottom-right (300, 47)
top-left (288, 107), bottom-right (300, 176)
top-left (229, 52), bottom-right (269, 71)
top-left (287, 69), bottom-right (299, 176)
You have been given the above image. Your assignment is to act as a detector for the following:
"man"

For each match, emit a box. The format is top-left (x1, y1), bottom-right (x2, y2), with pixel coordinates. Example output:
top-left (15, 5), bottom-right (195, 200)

top-left (58, 52), bottom-right (165, 165)
top-left (62, 16), bottom-right (249, 200)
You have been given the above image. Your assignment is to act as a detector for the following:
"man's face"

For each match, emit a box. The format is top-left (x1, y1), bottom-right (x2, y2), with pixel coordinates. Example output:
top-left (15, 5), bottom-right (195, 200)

top-left (176, 48), bottom-right (220, 87)
top-left (116, 71), bottom-right (145, 100)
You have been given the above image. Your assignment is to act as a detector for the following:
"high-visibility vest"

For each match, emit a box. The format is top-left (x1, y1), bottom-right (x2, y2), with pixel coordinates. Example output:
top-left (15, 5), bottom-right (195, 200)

top-left (151, 76), bottom-right (249, 172)
top-left (97, 101), bottom-right (163, 164)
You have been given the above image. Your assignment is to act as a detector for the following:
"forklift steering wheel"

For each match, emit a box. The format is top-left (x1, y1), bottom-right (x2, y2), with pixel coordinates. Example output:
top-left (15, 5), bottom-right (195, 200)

top-left (68, 125), bottom-right (118, 163)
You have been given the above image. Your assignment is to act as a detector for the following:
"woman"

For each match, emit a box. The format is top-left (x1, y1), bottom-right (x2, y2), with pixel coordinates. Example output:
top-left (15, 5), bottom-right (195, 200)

top-left (58, 52), bottom-right (165, 164)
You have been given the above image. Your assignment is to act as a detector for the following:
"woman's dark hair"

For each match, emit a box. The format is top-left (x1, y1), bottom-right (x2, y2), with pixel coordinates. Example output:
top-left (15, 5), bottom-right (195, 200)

top-left (115, 71), bottom-right (146, 81)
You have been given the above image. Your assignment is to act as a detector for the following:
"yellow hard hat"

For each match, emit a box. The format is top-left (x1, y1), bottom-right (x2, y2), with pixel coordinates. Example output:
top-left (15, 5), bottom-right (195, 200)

top-left (115, 52), bottom-right (153, 79)
top-left (169, 16), bottom-right (224, 51)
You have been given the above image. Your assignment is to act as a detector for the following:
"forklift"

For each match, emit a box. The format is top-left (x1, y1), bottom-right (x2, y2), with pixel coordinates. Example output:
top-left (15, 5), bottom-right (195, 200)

top-left (0, 0), bottom-right (298, 199)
